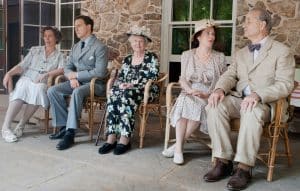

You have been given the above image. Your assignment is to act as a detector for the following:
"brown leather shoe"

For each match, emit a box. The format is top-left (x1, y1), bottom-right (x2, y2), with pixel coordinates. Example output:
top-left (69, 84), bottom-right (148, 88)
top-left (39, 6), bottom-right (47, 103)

top-left (203, 160), bottom-right (233, 182)
top-left (227, 168), bottom-right (252, 191)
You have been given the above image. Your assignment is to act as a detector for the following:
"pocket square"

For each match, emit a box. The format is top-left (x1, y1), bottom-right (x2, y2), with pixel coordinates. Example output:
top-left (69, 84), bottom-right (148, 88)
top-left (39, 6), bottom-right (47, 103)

top-left (89, 56), bottom-right (94, 60)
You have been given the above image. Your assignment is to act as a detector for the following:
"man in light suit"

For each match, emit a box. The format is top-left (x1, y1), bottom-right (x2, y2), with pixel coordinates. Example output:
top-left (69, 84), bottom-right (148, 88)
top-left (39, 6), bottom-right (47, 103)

top-left (203, 8), bottom-right (295, 190)
top-left (47, 15), bottom-right (108, 150)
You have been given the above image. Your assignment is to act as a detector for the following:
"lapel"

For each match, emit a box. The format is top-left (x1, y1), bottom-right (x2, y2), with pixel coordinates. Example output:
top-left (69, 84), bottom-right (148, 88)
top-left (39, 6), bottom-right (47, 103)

top-left (78, 35), bottom-right (95, 60)
top-left (241, 48), bottom-right (254, 73)
top-left (249, 37), bottom-right (273, 73)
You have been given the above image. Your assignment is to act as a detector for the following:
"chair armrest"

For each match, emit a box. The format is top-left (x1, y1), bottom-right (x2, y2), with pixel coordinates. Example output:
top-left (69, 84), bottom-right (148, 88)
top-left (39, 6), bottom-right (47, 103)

top-left (106, 77), bottom-right (115, 98)
top-left (54, 75), bottom-right (67, 85)
top-left (47, 75), bottom-right (56, 88)
top-left (143, 79), bottom-right (154, 104)
top-left (90, 74), bottom-right (110, 101)
top-left (143, 73), bottom-right (169, 104)
top-left (166, 82), bottom-right (181, 109)
top-left (273, 97), bottom-right (287, 125)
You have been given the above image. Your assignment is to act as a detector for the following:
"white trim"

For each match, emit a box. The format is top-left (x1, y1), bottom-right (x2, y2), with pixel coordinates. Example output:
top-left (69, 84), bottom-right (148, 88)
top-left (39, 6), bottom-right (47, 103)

top-left (161, 0), bottom-right (237, 81)
top-left (160, 0), bottom-right (171, 74)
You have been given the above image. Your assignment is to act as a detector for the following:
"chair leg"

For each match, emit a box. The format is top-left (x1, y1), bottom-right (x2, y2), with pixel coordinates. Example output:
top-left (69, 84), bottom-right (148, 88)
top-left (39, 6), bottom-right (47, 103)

top-left (139, 106), bottom-right (148, 149)
top-left (89, 107), bottom-right (94, 141)
top-left (164, 116), bottom-right (171, 150)
top-left (44, 109), bottom-right (49, 134)
top-left (267, 124), bottom-right (280, 182)
top-left (95, 107), bottom-right (107, 146)
top-left (158, 107), bottom-right (164, 130)
top-left (283, 127), bottom-right (292, 166)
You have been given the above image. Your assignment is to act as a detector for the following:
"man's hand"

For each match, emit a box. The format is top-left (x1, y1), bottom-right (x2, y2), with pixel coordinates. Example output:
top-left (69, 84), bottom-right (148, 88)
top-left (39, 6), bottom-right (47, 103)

top-left (208, 89), bottom-right (225, 108)
top-left (67, 72), bottom-right (77, 80)
top-left (119, 83), bottom-right (133, 90)
top-left (70, 79), bottom-right (80, 89)
top-left (241, 92), bottom-right (261, 112)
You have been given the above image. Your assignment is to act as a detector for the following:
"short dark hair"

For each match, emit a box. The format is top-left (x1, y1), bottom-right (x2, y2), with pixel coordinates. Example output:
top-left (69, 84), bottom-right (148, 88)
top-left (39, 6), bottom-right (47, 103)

top-left (191, 26), bottom-right (216, 48)
top-left (75, 15), bottom-right (94, 32)
top-left (41, 26), bottom-right (62, 44)
top-left (251, 7), bottom-right (272, 34)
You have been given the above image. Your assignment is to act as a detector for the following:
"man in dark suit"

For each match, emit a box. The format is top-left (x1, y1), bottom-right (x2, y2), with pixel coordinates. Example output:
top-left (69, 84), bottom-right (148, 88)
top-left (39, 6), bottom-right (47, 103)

top-left (47, 15), bottom-right (108, 150)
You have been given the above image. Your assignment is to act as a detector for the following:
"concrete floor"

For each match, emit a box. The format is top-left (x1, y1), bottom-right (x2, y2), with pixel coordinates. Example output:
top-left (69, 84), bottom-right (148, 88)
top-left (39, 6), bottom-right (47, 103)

top-left (1, 94), bottom-right (300, 191)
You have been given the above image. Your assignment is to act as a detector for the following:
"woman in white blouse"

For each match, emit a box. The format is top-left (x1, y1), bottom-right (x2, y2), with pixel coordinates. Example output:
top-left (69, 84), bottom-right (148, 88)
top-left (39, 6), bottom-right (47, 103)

top-left (2, 26), bottom-right (65, 143)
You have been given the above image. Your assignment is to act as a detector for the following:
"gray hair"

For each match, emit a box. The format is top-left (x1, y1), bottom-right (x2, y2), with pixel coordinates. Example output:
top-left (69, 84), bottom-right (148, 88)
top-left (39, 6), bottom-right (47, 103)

top-left (251, 7), bottom-right (272, 34)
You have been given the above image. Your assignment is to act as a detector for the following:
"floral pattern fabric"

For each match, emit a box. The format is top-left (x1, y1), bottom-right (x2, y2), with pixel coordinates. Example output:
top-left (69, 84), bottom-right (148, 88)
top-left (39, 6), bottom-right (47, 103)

top-left (170, 49), bottom-right (227, 133)
top-left (106, 51), bottom-right (159, 137)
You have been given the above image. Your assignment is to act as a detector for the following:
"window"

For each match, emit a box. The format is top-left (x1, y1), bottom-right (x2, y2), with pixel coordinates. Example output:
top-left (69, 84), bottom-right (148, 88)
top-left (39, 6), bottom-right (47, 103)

top-left (59, 0), bottom-right (83, 53)
top-left (161, 0), bottom-right (236, 82)
top-left (23, 0), bottom-right (56, 53)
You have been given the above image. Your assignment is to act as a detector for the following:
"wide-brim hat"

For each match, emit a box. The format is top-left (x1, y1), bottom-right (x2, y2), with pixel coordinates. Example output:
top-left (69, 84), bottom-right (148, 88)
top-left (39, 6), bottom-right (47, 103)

top-left (192, 19), bottom-right (217, 39)
top-left (126, 25), bottom-right (152, 42)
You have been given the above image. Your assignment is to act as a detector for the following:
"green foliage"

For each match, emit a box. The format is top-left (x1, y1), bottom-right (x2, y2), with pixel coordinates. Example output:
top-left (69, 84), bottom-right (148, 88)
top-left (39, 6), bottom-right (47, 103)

top-left (213, 0), bottom-right (232, 20)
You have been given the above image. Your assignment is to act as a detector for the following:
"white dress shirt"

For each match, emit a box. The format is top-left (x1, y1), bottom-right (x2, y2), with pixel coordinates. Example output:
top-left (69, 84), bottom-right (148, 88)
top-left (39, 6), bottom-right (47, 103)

top-left (242, 36), bottom-right (268, 96)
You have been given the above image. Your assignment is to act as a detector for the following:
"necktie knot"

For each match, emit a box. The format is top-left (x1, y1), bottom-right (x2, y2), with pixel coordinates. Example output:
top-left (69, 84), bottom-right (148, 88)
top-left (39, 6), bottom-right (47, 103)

top-left (81, 41), bottom-right (85, 49)
top-left (248, 43), bottom-right (261, 52)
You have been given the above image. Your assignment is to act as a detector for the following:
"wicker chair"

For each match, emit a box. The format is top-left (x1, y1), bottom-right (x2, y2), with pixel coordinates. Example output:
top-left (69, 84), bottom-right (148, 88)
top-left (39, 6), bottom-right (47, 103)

top-left (43, 75), bottom-right (57, 133)
top-left (164, 82), bottom-right (293, 182)
top-left (138, 72), bottom-right (168, 148)
top-left (47, 73), bottom-right (109, 141)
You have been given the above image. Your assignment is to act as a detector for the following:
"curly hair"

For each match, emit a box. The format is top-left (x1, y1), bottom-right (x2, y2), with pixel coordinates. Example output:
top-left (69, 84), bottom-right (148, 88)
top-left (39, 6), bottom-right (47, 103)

top-left (41, 26), bottom-right (62, 44)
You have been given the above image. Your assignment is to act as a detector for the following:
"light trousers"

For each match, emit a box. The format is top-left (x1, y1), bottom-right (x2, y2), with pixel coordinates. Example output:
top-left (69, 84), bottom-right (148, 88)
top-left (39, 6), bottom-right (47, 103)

top-left (206, 95), bottom-right (270, 166)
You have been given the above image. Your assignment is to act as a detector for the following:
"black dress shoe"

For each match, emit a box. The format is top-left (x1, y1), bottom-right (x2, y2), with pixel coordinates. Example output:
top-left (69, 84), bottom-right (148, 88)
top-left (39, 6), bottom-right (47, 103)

top-left (203, 160), bottom-right (233, 182)
top-left (56, 132), bottom-right (74, 150)
top-left (98, 141), bottom-right (117, 154)
top-left (49, 126), bottom-right (66, 140)
top-left (227, 168), bottom-right (251, 191)
top-left (113, 142), bottom-right (131, 155)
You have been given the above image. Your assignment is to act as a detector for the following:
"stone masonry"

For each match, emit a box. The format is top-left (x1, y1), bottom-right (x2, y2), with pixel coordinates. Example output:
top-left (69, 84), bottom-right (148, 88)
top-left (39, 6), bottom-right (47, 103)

top-left (81, 0), bottom-right (299, 64)
top-left (81, 0), bottom-right (162, 63)
top-left (236, 0), bottom-right (300, 58)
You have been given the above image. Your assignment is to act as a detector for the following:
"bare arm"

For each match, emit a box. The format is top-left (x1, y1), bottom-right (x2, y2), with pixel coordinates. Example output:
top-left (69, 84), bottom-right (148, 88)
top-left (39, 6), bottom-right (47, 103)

top-left (3, 65), bottom-right (24, 90)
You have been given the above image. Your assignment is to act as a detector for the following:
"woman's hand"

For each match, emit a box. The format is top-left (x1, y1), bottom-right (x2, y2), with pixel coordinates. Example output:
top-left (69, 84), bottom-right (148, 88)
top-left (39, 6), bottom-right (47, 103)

top-left (34, 73), bottom-right (49, 83)
top-left (3, 73), bottom-right (13, 93)
top-left (119, 83), bottom-right (134, 90)
top-left (192, 91), bottom-right (210, 99)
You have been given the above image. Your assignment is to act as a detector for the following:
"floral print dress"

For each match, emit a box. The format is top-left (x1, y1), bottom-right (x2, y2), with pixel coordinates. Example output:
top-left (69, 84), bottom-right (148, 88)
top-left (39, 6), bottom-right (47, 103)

top-left (170, 49), bottom-right (227, 133)
top-left (106, 51), bottom-right (159, 137)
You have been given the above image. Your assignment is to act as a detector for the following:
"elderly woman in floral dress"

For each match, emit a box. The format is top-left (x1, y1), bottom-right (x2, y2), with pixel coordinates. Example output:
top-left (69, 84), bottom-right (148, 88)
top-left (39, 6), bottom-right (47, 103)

top-left (2, 26), bottom-right (65, 142)
top-left (98, 25), bottom-right (159, 155)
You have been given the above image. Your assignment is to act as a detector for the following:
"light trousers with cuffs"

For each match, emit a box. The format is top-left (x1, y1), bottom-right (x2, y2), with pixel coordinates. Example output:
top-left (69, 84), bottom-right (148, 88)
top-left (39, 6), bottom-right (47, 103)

top-left (206, 95), bottom-right (270, 166)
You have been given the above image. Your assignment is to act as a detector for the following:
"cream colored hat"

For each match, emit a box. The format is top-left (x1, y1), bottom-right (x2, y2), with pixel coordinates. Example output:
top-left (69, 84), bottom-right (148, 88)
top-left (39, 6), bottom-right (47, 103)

top-left (193, 19), bottom-right (217, 37)
top-left (126, 25), bottom-right (152, 42)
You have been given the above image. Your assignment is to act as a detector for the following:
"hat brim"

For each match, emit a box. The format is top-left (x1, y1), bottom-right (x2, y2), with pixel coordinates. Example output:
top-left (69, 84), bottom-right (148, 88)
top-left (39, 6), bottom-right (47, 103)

top-left (191, 24), bottom-right (217, 40)
top-left (127, 33), bottom-right (152, 42)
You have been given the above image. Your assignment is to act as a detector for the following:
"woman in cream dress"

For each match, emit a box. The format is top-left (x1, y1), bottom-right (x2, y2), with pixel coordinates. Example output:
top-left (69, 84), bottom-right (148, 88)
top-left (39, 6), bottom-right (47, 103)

top-left (2, 26), bottom-right (65, 143)
top-left (162, 19), bottom-right (227, 164)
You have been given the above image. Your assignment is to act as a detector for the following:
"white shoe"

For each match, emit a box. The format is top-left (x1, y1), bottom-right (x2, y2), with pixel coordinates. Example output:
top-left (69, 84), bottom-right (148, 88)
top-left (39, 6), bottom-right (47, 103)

top-left (2, 129), bottom-right (18, 143)
top-left (173, 152), bottom-right (184, 165)
top-left (14, 124), bottom-right (25, 138)
top-left (162, 144), bottom-right (175, 158)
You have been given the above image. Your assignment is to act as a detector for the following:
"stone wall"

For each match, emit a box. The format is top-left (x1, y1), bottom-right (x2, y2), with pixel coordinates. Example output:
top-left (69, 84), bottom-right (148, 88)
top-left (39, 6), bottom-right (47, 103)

top-left (81, 0), bottom-right (162, 63)
top-left (236, 0), bottom-right (300, 58)
top-left (81, 0), bottom-right (299, 63)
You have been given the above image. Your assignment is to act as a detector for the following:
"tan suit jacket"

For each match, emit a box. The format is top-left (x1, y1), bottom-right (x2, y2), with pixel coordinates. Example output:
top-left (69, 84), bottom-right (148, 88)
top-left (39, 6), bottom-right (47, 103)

top-left (214, 37), bottom-right (295, 120)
